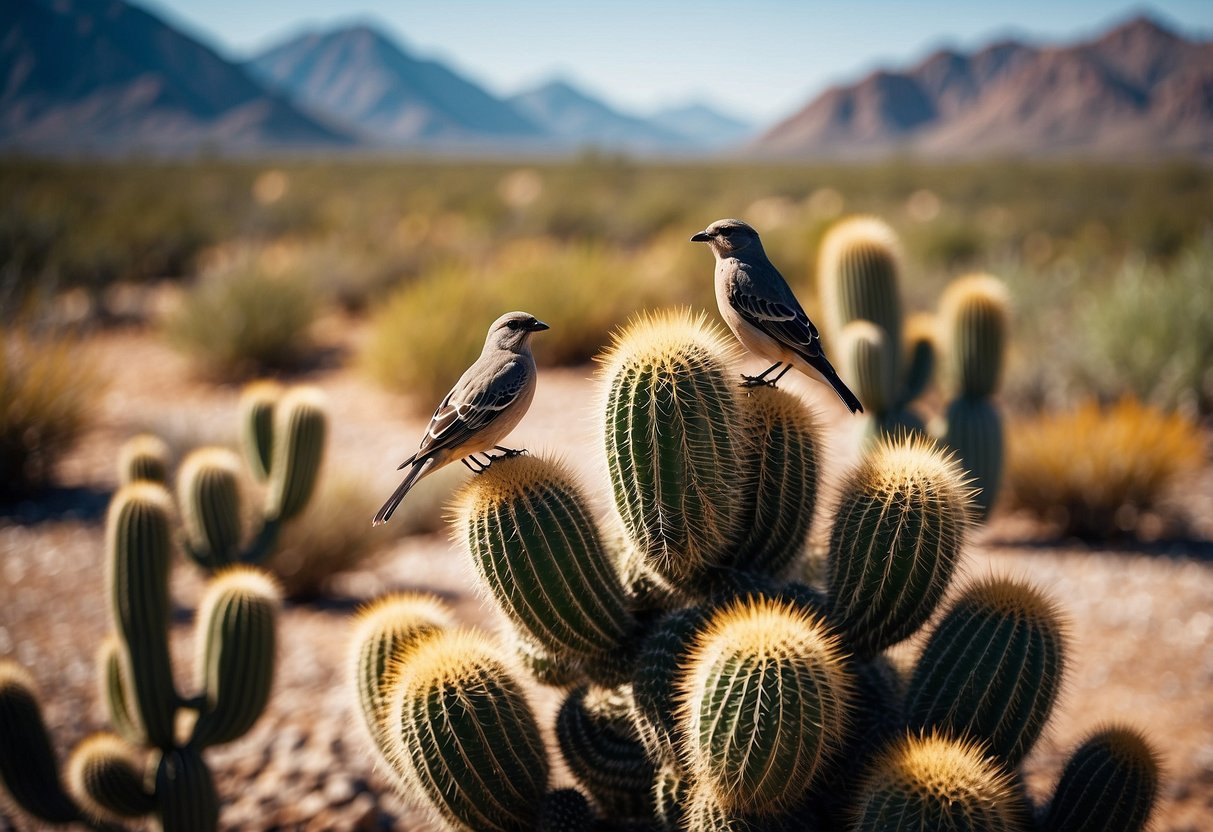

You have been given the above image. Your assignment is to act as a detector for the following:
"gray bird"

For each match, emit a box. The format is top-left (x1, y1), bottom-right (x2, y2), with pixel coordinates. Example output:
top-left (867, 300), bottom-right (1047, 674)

top-left (372, 311), bottom-right (549, 526)
top-left (691, 219), bottom-right (863, 413)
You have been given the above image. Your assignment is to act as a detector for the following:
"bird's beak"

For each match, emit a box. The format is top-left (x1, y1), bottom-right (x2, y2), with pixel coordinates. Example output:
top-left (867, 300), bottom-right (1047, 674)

top-left (690, 231), bottom-right (712, 243)
top-left (529, 320), bottom-right (550, 332)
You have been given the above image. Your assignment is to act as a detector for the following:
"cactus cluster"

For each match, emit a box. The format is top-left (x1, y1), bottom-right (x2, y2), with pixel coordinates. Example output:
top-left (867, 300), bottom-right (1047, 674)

top-left (818, 217), bottom-right (1009, 518)
top-left (0, 482), bottom-right (281, 831)
top-left (119, 381), bottom-right (328, 570)
top-left (352, 308), bottom-right (1159, 831)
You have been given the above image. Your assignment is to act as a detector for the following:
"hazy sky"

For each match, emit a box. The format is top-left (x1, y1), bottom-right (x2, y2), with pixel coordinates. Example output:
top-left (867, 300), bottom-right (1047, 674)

top-left (141, 0), bottom-right (1211, 123)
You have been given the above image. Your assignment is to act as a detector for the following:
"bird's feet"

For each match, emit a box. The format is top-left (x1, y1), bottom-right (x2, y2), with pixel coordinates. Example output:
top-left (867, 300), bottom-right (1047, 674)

top-left (463, 447), bottom-right (528, 474)
top-left (492, 446), bottom-right (528, 458)
top-left (740, 374), bottom-right (779, 389)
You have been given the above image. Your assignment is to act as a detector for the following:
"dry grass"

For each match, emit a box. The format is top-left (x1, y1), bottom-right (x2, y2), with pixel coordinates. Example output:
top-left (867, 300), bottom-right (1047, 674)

top-left (1006, 398), bottom-right (1204, 539)
top-left (0, 334), bottom-right (104, 495)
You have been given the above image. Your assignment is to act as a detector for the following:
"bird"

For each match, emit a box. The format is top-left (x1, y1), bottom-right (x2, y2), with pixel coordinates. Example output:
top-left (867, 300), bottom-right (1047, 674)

top-left (691, 218), bottom-right (863, 413)
top-left (372, 310), bottom-right (549, 526)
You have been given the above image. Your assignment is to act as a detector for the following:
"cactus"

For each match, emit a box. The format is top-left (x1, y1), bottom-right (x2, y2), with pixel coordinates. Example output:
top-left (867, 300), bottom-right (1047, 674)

top-left (239, 380), bottom-right (283, 481)
top-left (839, 320), bottom-right (896, 415)
top-left (117, 434), bottom-right (169, 485)
top-left (819, 216), bottom-right (905, 365)
top-left (632, 606), bottom-right (709, 759)
top-left (906, 576), bottom-right (1067, 765)
top-left (0, 663), bottom-right (82, 824)
top-left (385, 629), bottom-right (549, 832)
top-left (191, 567), bottom-right (281, 747)
top-left (1042, 725), bottom-right (1161, 832)
top-left (600, 310), bottom-right (744, 584)
top-left (557, 686), bottom-right (656, 818)
top-left (539, 788), bottom-right (597, 832)
top-left (675, 595), bottom-right (852, 815)
top-left (827, 437), bottom-right (970, 658)
top-left (727, 386), bottom-right (822, 577)
top-left (155, 747), bottom-right (219, 832)
top-left (455, 455), bottom-right (636, 671)
top-left (98, 635), bottom-right (144, 746)
top-left (68, 733), bottom-right (155, 821)
top-left (178, 448), bottom-right (244, 568)
top-left (937, 274), bottom-right (1010, 519)
top-left (853, 731), bottom-right (1026, 831)
top-left (265, 385), bottom-right (328, 522)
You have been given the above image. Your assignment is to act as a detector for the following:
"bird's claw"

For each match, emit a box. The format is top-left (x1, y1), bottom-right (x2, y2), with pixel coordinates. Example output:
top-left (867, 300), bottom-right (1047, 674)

top-left (740, 375), bottom-right (778, 389)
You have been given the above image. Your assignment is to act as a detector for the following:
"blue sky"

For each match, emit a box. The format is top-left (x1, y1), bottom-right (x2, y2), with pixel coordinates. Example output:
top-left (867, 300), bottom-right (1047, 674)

top-left (142, 1), bottom-right (1212, 123)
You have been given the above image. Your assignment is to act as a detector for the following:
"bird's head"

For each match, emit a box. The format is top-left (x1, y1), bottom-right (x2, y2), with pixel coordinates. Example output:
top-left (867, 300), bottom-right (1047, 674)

top-left (690, 219), bottom-right (762, 257)
top-left (487, 311), bottom-right (550, 352)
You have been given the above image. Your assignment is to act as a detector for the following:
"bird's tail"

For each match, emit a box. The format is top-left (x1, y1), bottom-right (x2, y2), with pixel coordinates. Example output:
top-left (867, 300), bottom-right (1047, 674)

top-left (373, 456), bottom-right (437, 526)
top-left (817, 360), bottom-right (865, 414)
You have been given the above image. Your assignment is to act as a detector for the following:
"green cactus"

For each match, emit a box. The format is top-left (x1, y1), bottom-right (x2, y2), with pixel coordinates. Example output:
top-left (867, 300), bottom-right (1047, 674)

top-left (68, 733), bottom-right (155, 821)
top-left (631, 606), bottom-right (709, 759)
top-left (105, 483), bottom-right (179, 749)
top-left (540, 788), bottom-right (598, 832)
top-left (117, 434), bottom-right (170, 485)
top-left (154, 747), bottom-right (220, 832)
top-left (839, 320), bottom-right (896, 414)
top-left (600, 310), bottom-right (744, 584)
top-left (177, 448), bottom-right (244, 568)
top-left (853, 731), bottom-right (1026, 831)
top-left (827, 437), bottom-right (970, 658)
top-left (98, 635), bottom-right (144, 746)
top-left (557, 686), bottom-right (656, 819)
top-left (385, 629), bottom-right (549, 832)
top-left (675, 595), bottom-right (852, 815)
top-left (906, 576), bottom-right (1067, 765)
top-left (515, 633), bottom-right (582, 689)
top-left (239, 380), bottom-right (282, 481)
top-left (900, 313), bottom-right (937, 405)
top-left (190, 567), bottom-right (281, 747)
top-left (455, 454), bottom-right (636, 670)
top-left (350, 592), bottom-right (453, 762)
top-left (727, 385), bottom-right (822, 578)
top-left (941, 396), bottom-right (1004, 519)
top-left (264, 385), bottom-right (327, 523)
top-left (1042, 725), bottom-right (1161, 832)
top-left (0, 662), bottom-right (82, 824)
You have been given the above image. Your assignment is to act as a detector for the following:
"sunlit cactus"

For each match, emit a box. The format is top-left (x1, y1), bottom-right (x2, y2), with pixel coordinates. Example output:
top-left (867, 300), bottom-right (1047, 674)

top-left (239, 380), bottom-right (283, 481)
top-left (632, 606), bottom-right (709, 759)
top-left (455, 454), bottom-right (636, 672)
top-left (827, 437), bottom-right (970, 658)
top-left (154, 747), bottom-right (219, 832)
top-left (839, 320), bottom-right (896, 414)
top-left (350, 592), bottom-right (454, 761)
top-left (67, 733), bottom-right (155, 822)
top-left (818, 215), bottom-right (905, 366)
top-left (942, 395), bottom-right (1005, 519)
top-left (105, 482), bottom-right (179, 749)
top-left (901, 312), bottom-right (937, 405)
top-left (599, 310), bottom-right (744, 584)
top-left (264, 385), bottom-right (328, 522)
top-left (728, 386), bottom-right (822, 578)
top-left (906, 576), bottom-right (1067, 765)
top-left (385, 629), bottom-right (549, 832)
top-left (117, 433), bottom-right (170, 485)
top-left (853, 731), bottom-right (1026, 831)
top-left (98, 635), bottom-right (143, 746)
top-left (557, 685), bottom-right (656, 819)
top-left (0, 662), bottom-right (82, 824)
top-left (1042, 724), bottom-right (1161, 832)
top-left (675, 595), bottom-right (852, 815)
top-left (190, 567), bottom-right (281, 748)
top-left (177, 447), bottom-right (244, 568)
top-left (515, 633), bottom-right (582, 689)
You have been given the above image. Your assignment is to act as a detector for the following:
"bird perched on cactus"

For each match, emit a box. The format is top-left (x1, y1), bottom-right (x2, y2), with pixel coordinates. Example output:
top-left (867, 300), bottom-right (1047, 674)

top-left (373, 311), bottom-right (549, 525)
top-left (691, 218), bottom-right (863, 413)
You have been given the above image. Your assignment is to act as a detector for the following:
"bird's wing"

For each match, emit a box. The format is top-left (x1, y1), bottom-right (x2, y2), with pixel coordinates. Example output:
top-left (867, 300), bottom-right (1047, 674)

top-left (401, 357), bottom-right (528, 465)
top-left (729, 282), bottom-right (824, 360)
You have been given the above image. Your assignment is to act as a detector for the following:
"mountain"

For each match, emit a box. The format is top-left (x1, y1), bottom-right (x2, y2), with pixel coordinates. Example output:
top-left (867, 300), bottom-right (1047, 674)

top-left (247, 25), bottom-right (544, 146)
top-left (647, 103), bottom-right (754, 148)
top-left (506, 80), bottom-right (687, 151)
top-left (0, 0), bottom-right (351, 154)
top-left (754, 16), bottom-right (1213, 158)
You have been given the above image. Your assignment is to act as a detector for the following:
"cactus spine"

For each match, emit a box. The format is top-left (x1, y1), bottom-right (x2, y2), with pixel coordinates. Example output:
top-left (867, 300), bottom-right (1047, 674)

top-left (906, 576), bottom-right (1067, 765)
top-left (386, 629), bottom-right (549, 832)
top-left (539, 788), bottom-right (597, 831)
top-left (1042, 725), bottom-right (1161, 832)
top-left (600, 311), bottom-right (744, 583)
top-left (938, 274), bottom-right (1009, 518)
top-left (827, 437), bottom-right (970, 658)
top-left (556, 686), bottom-right (655, 818)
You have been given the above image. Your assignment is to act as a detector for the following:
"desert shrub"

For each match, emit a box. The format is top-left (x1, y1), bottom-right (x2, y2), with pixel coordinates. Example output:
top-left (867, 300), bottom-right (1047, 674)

top-left (165, 247), bottom-right (319, 380)
top-left (1077, 241), bottom-right (1213, 413)
top-left (1007, 398), bottom-right (1203, 539)
top-left (0, 334), bottom-right (103, 496)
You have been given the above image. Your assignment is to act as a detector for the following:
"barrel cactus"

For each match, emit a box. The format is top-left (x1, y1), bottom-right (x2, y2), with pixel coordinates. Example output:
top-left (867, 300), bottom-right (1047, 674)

top-left (0, 483), bottom-right (281, 831)
top-left (352, 304), bottom-right (1154, 831)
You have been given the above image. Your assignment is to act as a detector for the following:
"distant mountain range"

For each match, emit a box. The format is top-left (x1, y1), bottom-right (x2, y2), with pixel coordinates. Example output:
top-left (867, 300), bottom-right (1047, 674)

top-left (754, 17), bottom-right (1213, 158)
top-left (1, 1), bottom-right (1208, 158)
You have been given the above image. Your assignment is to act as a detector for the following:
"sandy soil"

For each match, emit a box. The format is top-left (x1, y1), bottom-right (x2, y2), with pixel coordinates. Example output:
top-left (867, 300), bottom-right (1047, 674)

top-left (2, 322), bottom-right (1211, 831)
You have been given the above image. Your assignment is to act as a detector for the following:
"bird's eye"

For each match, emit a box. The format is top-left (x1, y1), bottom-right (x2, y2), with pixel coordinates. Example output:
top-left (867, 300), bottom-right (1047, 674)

top-left (720, 228), bottom-right (733, 237)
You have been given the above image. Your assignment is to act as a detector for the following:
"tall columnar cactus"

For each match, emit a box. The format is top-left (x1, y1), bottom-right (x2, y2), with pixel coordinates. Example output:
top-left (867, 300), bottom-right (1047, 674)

top-left (906, 576), bottom-right (1067, 765)
top-left (827, 437), bottom-right (970, 658)
top-left (0, 663), bottom-right (82, 825)
top-left (600, 311), bottom-right (744, 584)
top-left (1042, 725), bottom-right (1161, 832)
top-left (675, 595), bottom-right (852, 815)
top-left (937, 274), bottom-right (1009, 519)
top-left (239, 380), bottom-right (282, 482)
top-left (384, 629), bottom-right (550, 832)
top-left (853, 731), bottom-right (1027, 831)
top-left (177, 448), bottom-right (245, 567)
top-left (354, 287), bottom-right (1153, 830)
